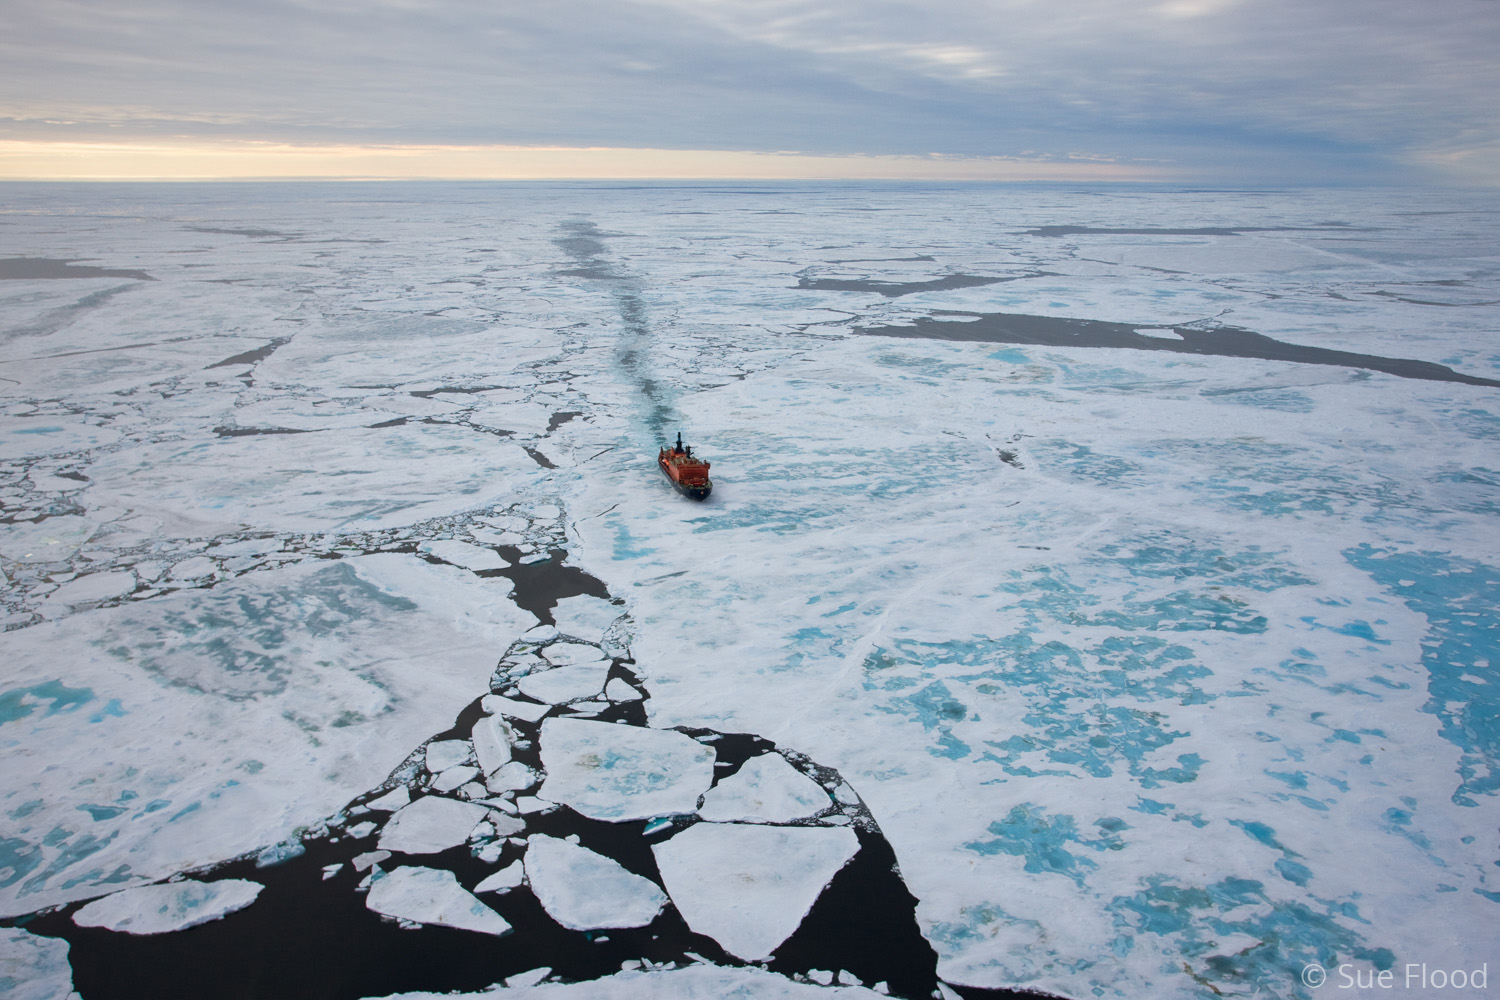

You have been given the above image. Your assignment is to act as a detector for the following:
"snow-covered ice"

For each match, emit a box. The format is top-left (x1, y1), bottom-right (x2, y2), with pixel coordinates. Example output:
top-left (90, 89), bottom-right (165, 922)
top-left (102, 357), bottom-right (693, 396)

top-left (366, 963), bottom-right (891, 998)
top-left (0, 928), bottom-right (80, 1000)
top-left (603, 678), bottom-right (642, 702)
top-left (425, 740), bottom-right (473, 774)
top-left (524, 835), bottom-right (667, 930)
top-left (652, 823), bottom-right (860, 960)
top-left (4, 183), bottom-right (1499, 999)
top-left (516, 663), bottom-right (610, 705)
top-left (471, 714), bottom-right (514, 775)
top-left (473, 862), bottom-right (524, 894)
top-left (697, 754), bottom-right (832, 824)
top-left (366, 867), bottom-right (511, 936)
top-left (481, 694), bottom-right (550, 723)
top-left (550, 596), bottom-right (623, 642)
top-left (377, 797), bottom-right (490, 855)
top-left (71, 879), bottom-right (262, 934)
top-left (537, 718), bottom-right (716, 821)
top-left (0, 554), bottom-right (526, 916)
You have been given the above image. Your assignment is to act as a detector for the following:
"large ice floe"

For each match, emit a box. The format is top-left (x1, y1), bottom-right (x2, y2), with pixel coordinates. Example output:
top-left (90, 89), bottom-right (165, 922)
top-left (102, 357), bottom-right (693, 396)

top-left (2, 182), bottom-right (1498, 999)
top-left (536, 717), bottom-right (716, 821)
top-left (70, 879), bottom-right (262, 934)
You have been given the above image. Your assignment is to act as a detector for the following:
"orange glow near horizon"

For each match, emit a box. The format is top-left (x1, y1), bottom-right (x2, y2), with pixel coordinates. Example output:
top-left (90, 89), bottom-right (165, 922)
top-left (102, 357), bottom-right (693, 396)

top-left (0, 141), bottom-right (1182, 182)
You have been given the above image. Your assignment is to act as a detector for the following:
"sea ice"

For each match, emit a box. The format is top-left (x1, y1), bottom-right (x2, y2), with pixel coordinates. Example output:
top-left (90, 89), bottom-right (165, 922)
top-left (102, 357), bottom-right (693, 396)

top-left (424, 740), bottom-right (472, 773)
top-left (377, 796), bottom-right (490, 855)
top-left (697, 754), bottom-right (832, 824)
top-left (418, 540), bottom-right (506, 571)
top-left (516, 663), bottom-right (611, 705)
top-left (0, 553), bottom-right (527, 916)
top-left (0, 515), bottom-right (96, 563)
top-left (473, 862), bottom-right (524, 893)
top-left (0, 928), bottom-right (79, 1000)
top-left (485, 761), bottom-right (541, 793)
top-left (364, 962), bottom-right (892, 997)
top-left (525, 835), bottom-right (666, 930)
top-left (481, 694), bottom-right (550, 722)
top-left (651, 823), bottom-right (859, 961)
top-left (471, 714), bottom-right (514, 774)
top-left (39, 570), bottom-right (136, 611)
top-left (71, 879), bottom-right (262, 935)
top-left (365, 867), bottom-right (510, 937)
top-left (604, 678), bottom-right (642, 702)
top-left (537, 718), bottom-right (715, 821)
top-left (550, 596), bottom-right (623, 642)
top-left (430, 766), bottom-right (480, 793)
top-left (368, 787), bottom-right (411, 812)
top-left (540, 642), bottom-right (610, 666)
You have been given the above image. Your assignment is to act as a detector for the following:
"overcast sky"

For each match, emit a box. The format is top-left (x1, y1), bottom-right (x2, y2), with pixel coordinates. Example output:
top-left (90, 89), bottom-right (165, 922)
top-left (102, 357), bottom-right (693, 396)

top-left (2, 0), bottom-right (1497, 182)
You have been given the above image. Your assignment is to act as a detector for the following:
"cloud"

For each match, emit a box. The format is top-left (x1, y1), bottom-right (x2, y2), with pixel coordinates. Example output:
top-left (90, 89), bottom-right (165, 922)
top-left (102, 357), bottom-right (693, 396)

top-left (1, 0), bottom-right (1495, 182)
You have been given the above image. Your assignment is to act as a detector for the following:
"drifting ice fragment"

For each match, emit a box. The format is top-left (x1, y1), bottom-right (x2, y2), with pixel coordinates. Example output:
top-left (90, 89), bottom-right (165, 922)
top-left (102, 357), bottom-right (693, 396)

top-left (481, 694), bottom-right (549, 723)
top-left (517, 663), bottom-right (610, 705)
top-left (541, 642), bottom-right (610, 666)
top-left (418, 540), bottom-right (507, 571)
top-left (378, 796), bottom-right (489, 855)
top-left (352, 850), bottom-right (390, 871)
top-left (366, 867), bottom-right (510, 936)
top-left (0, 928), bottom-right (79, 1000)
top-left (506, 967), bottom-right (552, 988)
top-left (72, 879), bottom-right (263, 935)
top-left (604, 678), bottom-right (643, 702)
top-left (550, 595), bottom-right (623, 643)
top-left (486, 761), bottom-right (540, 793)
top-left (367, 787), bottom-right (410, 812)
top-left (525, 835), bottom-right (666, 930)
top-left (431, 766), bottom-right (480, 792)
top-left (537, 718), bottom-right (715, 821)
top-left (471, 714), bottom-right (514, 775)
top-left (652, 823), bottom-right (859, 961)
top-left (425, 740), bottom-right (472, 773)
top-left (474, 862), bottom-right (524, 893)
top-left (698, 753), bottom-right (832, 823)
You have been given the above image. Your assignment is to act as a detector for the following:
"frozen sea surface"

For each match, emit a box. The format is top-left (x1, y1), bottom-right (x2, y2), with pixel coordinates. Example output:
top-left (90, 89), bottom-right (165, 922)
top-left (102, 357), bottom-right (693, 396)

top-left (1, 181), bottom-right (1498, 999)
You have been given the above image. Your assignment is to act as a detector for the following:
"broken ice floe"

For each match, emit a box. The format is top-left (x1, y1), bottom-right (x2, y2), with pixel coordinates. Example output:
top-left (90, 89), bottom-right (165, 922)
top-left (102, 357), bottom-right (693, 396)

top-left (524, 835), bottom-right (667, 930)
top-left (71, 879), bottom-right (263, 935)
top-left (653, 823), bottom-right (860, 961)
top-left (471, 713), bottom-right (514, 774)
top-left (516, 662), bottom-right (610, 704)
top-left (697, 753), bottom-right (834, 824)
top-left (473, 862), bottom-right (524, 894)
top-left (0, 928), bottom-right (80, 1000)
top-left (537, 717), bottom-right (715, 821)
top-left (366, 867), bottom-right (511, 937)
top-left (377, 796), bottom-right (490, 855)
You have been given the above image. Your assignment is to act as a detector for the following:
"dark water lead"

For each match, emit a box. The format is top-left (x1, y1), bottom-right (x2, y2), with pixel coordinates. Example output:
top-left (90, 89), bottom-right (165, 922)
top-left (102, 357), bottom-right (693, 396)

top-left (0, 258), bottom-right (155, 281)
top-left (860, 311), bottom-right (1500, 389)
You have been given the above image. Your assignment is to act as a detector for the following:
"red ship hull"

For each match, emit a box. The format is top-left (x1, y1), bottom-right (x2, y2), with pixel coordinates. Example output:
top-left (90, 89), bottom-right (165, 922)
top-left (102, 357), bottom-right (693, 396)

top-left (658, 439), bottom-right (712, 500)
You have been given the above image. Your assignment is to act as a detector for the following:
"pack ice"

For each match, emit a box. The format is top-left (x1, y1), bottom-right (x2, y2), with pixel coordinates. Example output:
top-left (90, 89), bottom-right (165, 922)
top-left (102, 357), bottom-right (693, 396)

top-left (536, 718), bottom-right (715, 821)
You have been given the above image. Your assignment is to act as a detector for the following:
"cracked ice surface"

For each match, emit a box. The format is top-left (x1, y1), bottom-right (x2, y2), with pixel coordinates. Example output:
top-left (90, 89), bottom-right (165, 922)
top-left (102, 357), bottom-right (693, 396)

top-left (0, 555), bottom-right (527, 916)
top-left (537, 718), bottom-right (715, 822)
top-left (698, 753), bottom-right (833, 824)
top-left (70, 878), bottom-right (262, 935)
top-left (367, 963), bottom-right (890, 998)
top-left (366, 866), bottom-right (511, 936)
top-left (4, 184), bottom-right (1500, 999)
top-left (0, 929), bottom-right (80, 1000)
top-left (652, 823), bottom-right (860, 961)
top-left (524, 834), bottom-right (666, 930)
